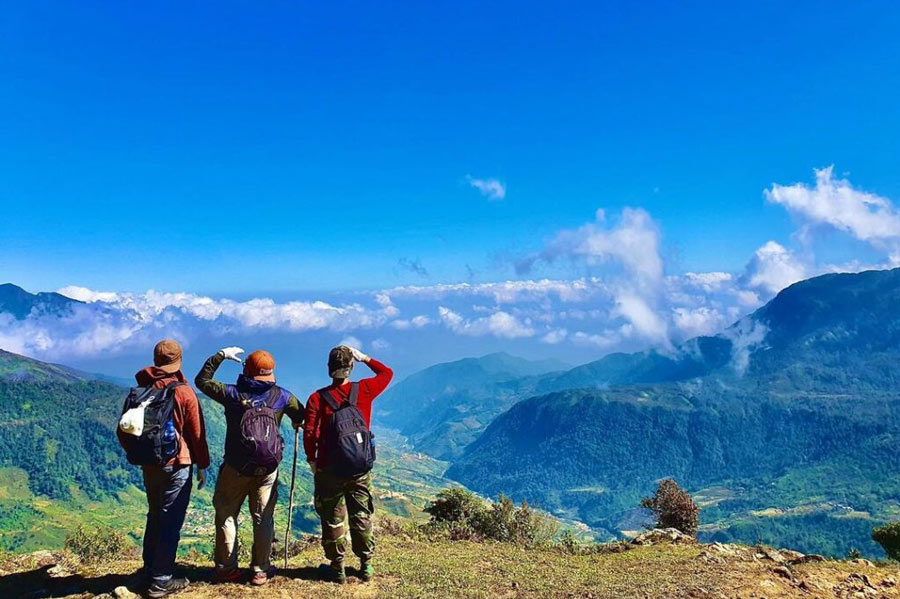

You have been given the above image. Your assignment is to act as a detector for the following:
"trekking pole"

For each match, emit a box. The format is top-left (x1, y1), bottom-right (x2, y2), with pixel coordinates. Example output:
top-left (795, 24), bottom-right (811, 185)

top-left (284, 427), bottom-right (300, 569)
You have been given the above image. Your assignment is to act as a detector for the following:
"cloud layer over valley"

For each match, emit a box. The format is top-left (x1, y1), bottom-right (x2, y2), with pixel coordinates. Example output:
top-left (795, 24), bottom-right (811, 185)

top-left (3, 168), bottom-right (899, 376)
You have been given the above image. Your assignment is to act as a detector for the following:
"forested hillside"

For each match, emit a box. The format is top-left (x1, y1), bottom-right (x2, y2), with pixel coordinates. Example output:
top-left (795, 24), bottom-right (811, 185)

top-left (449, 268), bottom-right (900, 558)
top-left (374, 352), bottom-right (566, 458)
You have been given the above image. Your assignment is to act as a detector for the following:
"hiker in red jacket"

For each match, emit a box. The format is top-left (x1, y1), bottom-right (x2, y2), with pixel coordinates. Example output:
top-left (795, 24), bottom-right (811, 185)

top-left (117, 339), bottom-right (210, 599)
top-left (304, 345), bottom-right (393, 584)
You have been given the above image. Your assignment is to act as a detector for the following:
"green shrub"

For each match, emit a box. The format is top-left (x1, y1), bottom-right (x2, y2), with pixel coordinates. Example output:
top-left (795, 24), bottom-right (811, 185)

top-left (64, 524), bottom-right (134, 563)
top-left (556, 529), bottom-right (580, 554)
top-left (425, 488), bottom-right (487, 524)
top-left (872, 521), bottom-right (900, 561)
top-left (640, 478), bottom-right (699, 536)
top-left (424, 490), bottom-right (558, 547)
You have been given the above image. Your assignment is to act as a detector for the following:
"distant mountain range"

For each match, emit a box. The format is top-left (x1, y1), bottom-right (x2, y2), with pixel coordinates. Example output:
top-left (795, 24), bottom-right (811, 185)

top-left (0, 283), bottom-right (80, 320)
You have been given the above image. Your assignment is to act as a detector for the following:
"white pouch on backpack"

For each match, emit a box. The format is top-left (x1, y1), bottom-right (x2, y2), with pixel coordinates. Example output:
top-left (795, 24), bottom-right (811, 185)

top-left (119, 399), bottom-right (153, 436)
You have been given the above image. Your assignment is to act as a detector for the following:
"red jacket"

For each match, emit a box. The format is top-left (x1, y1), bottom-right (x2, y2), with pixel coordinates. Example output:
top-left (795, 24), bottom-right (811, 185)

top-left (117, 367), bottom-right (211, 470)
top-left (303, 359), bottom-right (393, 467)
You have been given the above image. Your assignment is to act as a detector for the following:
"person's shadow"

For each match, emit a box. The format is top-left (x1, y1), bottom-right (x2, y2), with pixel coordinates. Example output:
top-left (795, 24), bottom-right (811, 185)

top-left (0, 563), bottom-right (207, 599)
top-left (0, 563), bottom-right (340, 597)
top-left (273, 565), bottom-right (322, 582)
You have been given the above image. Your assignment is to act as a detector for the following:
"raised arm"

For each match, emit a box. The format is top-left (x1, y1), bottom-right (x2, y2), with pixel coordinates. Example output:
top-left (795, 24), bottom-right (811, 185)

top-left (359, 357), bottom-right (393, 399)
top-left (194, 347), bottom-right (242, 404)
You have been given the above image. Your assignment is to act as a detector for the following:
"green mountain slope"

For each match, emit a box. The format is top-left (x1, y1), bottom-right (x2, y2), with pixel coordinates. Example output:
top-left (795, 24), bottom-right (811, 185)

top-left (375, 352), bottom-right (567, 459)
top-left (449, 268), bottom-right (900, 558)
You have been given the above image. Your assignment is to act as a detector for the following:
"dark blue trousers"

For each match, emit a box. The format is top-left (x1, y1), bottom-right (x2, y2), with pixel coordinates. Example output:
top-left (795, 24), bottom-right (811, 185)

top-left (141, 464), bottom-right (192, 586)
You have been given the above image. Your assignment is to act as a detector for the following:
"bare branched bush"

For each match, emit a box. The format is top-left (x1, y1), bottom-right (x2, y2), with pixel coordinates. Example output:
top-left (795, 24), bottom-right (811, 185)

top-left (640, 478), bottom-right (699, 536)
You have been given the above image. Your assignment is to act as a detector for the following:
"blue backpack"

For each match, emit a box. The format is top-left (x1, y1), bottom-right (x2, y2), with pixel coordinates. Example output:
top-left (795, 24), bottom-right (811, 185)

top-left (321, 383), bottom-right (376, 478)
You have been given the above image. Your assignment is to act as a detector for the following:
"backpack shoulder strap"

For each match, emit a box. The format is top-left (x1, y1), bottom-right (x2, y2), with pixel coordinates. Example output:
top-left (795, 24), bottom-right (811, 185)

top-left (348, 382), bottom-right (360, 407)
top-left (265, 386), bottom-right (282, 408)
top-left (320, 389), bottom-right (341, 411)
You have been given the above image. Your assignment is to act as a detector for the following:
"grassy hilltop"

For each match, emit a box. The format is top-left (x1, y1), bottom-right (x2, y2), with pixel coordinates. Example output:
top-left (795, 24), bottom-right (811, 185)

top-left (3, 532), bottom-right (900, 599)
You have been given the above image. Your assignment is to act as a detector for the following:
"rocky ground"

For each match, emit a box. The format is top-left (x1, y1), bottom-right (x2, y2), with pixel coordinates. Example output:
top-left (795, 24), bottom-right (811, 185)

top-left (1, 529), bottom-right (899, 599)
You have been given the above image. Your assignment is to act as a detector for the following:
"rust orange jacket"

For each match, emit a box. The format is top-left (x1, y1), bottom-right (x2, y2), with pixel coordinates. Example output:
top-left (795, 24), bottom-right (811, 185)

top-left (117, 366), bottom-right (211, 469)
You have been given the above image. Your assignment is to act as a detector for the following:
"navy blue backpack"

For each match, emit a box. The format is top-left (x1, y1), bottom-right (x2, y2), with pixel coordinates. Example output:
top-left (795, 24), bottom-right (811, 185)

top-left (119, 382), bottom-right (181, 466)
top-left (321, 383), bottom-right (375, 477)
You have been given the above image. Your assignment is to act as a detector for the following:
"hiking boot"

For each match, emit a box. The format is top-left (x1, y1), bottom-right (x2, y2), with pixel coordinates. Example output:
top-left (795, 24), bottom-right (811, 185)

top-left (359, 561), bottom-right (374, 582)
top-left (251, 566), bottom-right (276, 586)
top-left (318, 562), bottom-right (346, 584)
top-left (213, 568), bottom-right (242, 584)
top-left (146, 577), bottom-right (189, 599)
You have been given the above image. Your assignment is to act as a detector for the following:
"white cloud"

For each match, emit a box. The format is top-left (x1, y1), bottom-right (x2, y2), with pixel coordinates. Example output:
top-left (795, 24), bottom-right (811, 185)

top-left (339, 336), bottom-right (363, 349)
top-left (672, 307), bottom-right (728, 338)
top-left (571, 330), bottom-right (619, 349)
top-left (722, 317), bottom-right (769, 375)
top-left (388, 314), bottom-right (432, 330)
top-left (766, 166), bottom-right (900, 247)
top-left (411, 315), bottom-right (432, 327)
top-left (437, 306), bottom-right (534, 339)
top-left (467, 176), bottom-right (506, 200)
top-left (541, 328), bottom-right (568, 344)
top-left (741, 241), bottom-right (808, 295)
top-left (519, 207), bottom-right (663, 288)
top-left (57, 288), bottom-right (395, 332)
top-left (371, 338), bottom-right (391, 351)
top-left (682, 272), bottom-right (733, 293)
top-left (386, 278), bottom-right (603, 304)
top-left (0, 305), bottom-right (150, 359)
top-left (57, 286), bottom-right (120, 303)
top-left (614, 293), bottom-right (670, 348)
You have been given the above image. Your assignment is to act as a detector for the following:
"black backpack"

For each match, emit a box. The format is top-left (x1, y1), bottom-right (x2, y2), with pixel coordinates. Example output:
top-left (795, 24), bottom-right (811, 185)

top-left (322, 383), bottom-right (375, 478)
top-left (119, 382), bottom-right (181, 466)
top-left (233, 387), bottom-right (284, 476)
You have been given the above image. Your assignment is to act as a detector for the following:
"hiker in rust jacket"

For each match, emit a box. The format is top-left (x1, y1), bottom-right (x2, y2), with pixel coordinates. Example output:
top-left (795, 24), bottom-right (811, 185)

top-left (116, 368), bottom-right (210, 471)
top-left (117, 339), bottom-right (210, 599)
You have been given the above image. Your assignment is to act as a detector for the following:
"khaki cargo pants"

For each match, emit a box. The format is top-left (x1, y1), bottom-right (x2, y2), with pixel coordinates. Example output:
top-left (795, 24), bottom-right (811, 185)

top-left (213, 462), bottom-right (278, 573)
top-left (314, 468), bottom-right (375, 564)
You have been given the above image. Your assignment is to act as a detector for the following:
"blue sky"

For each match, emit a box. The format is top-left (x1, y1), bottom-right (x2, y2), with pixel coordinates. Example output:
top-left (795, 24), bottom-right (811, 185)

top-left (3, 2), bottom-right (900, 380)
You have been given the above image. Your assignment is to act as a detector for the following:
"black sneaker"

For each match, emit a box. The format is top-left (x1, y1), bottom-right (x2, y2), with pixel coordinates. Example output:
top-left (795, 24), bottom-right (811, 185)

top-left (146, 577), bottom-right (189, 598)
top-left (318, 562), bottom-right (346, 584)
top-left (359, 561), bottom-right (374, 582)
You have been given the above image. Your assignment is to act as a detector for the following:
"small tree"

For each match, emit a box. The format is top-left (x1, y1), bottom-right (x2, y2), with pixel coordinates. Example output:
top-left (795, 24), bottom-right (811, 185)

top-left (640, 478), bottom-right (699, 536)
top-left (425, 488), bottom-right (486, 524)
top-left (873, 521), bottom-right (900, 561)
top-left (65, 524), bottom-right (134, 563)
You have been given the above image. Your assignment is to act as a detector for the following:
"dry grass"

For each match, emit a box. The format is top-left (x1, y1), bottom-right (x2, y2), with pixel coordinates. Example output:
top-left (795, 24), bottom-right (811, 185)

top-left (2, 537), bottom-right (900, 599)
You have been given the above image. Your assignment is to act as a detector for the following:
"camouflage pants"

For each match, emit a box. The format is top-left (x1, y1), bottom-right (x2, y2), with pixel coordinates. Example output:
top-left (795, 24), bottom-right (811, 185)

top-left (314, 468), bottom-right (374, 564)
